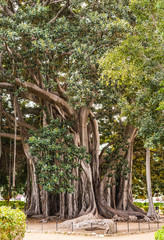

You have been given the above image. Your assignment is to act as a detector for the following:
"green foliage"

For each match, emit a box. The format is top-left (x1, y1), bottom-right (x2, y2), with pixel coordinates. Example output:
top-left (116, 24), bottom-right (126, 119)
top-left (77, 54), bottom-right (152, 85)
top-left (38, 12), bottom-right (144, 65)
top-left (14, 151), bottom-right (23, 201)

top-left (155, 226), bottom-right (164, 240)
top-left (134, 202), bottom-right (164, 207)
top-left (0, 201), bottom-right (25, 210)
top-left (0, 0), bottom-right (136, 109)
top-left (142, 206), bottom-right (149, 212)
top-left (132, 139), bottom-right (164, 198)
top-left (0, 206), bottom-right (26, 240)
top-left (155, 203), bottom-right (164, 207)
top-left (100, 0), bottom-right (164, 148)
top-left (29, 119), bottom-right (90, 193)
top-left (101, 133), bottom-right (130, 181)
top-left (134, 202), bottom-right (164, 214)
top-left (0, 138), bottom-right (27, 201)
top-left (160, 207), bottom-right (164, 214)
top-left (133, 202), bottom-right (144, 208)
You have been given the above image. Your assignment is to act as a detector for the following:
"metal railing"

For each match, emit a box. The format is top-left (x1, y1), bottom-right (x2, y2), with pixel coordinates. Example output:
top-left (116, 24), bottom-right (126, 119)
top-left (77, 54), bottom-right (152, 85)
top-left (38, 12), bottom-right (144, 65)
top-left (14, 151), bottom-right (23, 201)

top-left (26, 220), bottom-right (163, 235)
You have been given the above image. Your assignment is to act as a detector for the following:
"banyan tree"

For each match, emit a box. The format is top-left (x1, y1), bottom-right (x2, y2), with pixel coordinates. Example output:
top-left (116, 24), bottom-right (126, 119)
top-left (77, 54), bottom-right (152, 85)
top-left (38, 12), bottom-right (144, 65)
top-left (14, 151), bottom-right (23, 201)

top-left (0, 0), bottom-right (146, 220)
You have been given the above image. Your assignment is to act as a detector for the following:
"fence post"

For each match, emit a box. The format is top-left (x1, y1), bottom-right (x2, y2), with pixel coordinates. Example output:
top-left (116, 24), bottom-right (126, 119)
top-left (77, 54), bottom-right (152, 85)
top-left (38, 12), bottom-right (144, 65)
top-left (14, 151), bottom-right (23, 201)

top-left (41, 222), bottom-right (43, 232)
top-left (26, 219), bottom-right (28, 230)
top-left (127, 222), bottom-right (129, 233)
top-left (72, 222), bottom-right (74, 232)
top-left (157, 221), bottom-right (159, 229)
top-left (56, 220), bottom-right (58, 231)
top-left (148, 221), bottom-right (150, 230)
top-left (115, 222), bottom-right (117, 234)
top-left (138, 222), bottom-right (140, 232)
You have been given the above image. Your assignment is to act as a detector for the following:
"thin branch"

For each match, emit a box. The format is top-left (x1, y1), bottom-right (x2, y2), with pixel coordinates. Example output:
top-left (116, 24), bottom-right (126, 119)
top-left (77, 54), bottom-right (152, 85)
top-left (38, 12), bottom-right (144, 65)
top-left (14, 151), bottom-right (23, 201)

top-left (0, 132), bottom-right (22, 140)
top-left (99, 142), bottom-right (112, 162)
top-left (3, 5), bottom-right (13, 17)
top-left (8, 0), bottom-right (15, 13)
top-left (28, 69), bottom-right (40, 86)
top-left (89, 98), bottom-right (94, 108)
top-left (55, 78), bottom-right (68, 100)
top-left (14, 96), bottom-right (30, 137)
top-left (50, 0), bottom-right (65, 5)
top-left (58, 50), bottom-right (73, 59)
top-left (0, 50), bottom-right (6, 69)
top-left (92, 43), bottom-right (112, 54)
top-left (2, 109), bottom-right (36, 130)
top-left (20, 92), bottom-right (39, 104)
top-left (22, 107), bottom-right (41, 115)
top-left (12, 48), bottom-right (21, 59)
top-left (48, 3), bottom-right (68, 24)
top-left (15, 78), bottom-right (74, 116)
top-left (0, 82), bottom-right (13, 89)
top-left (68, 7), bottom-right (76, 17)
top-left (55, 105), bottom-right (66, 119)
top-left (5, 43), bottom-right (15, 59)
top-left (42, 0), bottom-right (51, 7)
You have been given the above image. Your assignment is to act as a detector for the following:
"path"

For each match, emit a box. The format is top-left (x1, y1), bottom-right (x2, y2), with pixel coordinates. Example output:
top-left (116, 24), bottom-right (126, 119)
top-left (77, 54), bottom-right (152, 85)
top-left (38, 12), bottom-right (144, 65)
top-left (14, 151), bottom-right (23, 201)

top-left (24, 231), bottom-right (155, 240)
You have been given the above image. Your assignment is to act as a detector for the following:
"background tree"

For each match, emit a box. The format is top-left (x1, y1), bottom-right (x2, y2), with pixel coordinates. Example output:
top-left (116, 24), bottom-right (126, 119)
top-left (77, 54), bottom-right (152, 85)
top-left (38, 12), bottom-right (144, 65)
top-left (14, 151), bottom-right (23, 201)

top-left (100, 0), bottom-right (164, 218)
top-left (132, 139), bottom-right (164, 199)
top-left (0, 138), bottom-right (27, 201)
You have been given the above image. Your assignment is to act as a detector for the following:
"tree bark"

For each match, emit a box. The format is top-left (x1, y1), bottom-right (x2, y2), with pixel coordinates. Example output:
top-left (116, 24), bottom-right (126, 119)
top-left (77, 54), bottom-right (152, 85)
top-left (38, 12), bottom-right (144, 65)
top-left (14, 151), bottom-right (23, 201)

top-left (15, 78), bottom-right (74, 117)
top-left (59, 192), bottom-right (65, 218)
top-left (41, 187), bottom-right (49, 217)
top-left (41, 110), bottom-right (49, 217)
top-left (8, 139), bottom-right (12, 199)
top-left (146, 148), bottom-right (158, 218)
top-left (78, 108), bottom-right (98, 216)
top-left (12, 96), bottom-right (17, 189)
top-left (117, 126), bottom-right (137, 211)
top-left (0, 89), bottom-right (2, 159)
top-left (22, 141), bottom-right (41, 216)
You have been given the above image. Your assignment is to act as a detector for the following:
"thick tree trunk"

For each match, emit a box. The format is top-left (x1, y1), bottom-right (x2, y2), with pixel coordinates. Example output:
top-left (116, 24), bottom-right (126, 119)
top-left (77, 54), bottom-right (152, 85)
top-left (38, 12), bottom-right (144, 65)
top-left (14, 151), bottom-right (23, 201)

top-left (41, 188), bottom-right (49, 217)
top-left (0, 90), bottom-right (2, 159)
top-left (13, 96), bottom-right (17, 189)
top-left (26, 161), bottom-right (31, 211)
top-left (0, 90), bottom-right (147, 220)
top-left (78, 108), bottom-right (98, 216)
top-left (122, 142), bottom-right (133, 211)
top-left (67, 192), bottom-right (73, 218)
top-left (8, 139), bottom-right (12, 199)
top-left (129, 141), bottom-right (134, 201)
top-left (96, 125), bottom-right (146, 219)
top-left (22, 141), bottom-right (41, 216)
top-left (59, 192), bottom-right (65, 218)
top-left (146, 148), bottom-right (158, 218)
top-left (117, 126), bottom-right (137, 211)
top-left (41, 110), bottom-right (49, 217)
top-left (72, 167), bottom-right (79, 217)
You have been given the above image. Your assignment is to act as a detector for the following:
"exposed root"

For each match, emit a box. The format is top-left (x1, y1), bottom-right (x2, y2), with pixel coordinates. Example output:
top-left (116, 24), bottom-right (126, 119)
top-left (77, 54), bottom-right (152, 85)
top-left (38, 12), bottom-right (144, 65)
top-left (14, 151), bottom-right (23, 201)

top-left (59, 212), bottom-right (98, 228)
top-left (97, 198), bottom-right (146, 220)
top-left (62, 219), bottom-right (115, 234)
top-left (128, 198), bottom-right (146, 214)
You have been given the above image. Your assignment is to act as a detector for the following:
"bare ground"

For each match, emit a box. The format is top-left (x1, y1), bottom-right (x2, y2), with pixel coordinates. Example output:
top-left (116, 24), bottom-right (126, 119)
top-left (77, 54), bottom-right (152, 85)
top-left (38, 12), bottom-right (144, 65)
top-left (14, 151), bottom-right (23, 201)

top-left (26, 217), bottom-right (164, 234)
top-left (24, 216), bottom-right (163, 239)
top-left (24, 231), bottom-right (156, 240)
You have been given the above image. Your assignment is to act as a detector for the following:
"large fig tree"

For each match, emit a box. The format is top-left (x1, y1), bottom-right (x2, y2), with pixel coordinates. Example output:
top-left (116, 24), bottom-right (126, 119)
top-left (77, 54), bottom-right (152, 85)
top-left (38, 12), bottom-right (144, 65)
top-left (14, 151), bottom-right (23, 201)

top-left (0, 0), bottom-right (147, 219)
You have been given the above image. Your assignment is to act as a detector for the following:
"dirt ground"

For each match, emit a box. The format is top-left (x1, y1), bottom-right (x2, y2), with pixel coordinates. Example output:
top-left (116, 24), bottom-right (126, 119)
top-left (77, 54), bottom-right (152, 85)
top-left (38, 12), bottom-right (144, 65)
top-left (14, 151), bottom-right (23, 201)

top-left (25, 216), bottom-right (163, 239)
top-left (24, 231), bottom-right (156, 240)
top-left (26, 217), bottom-right (164, 234)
